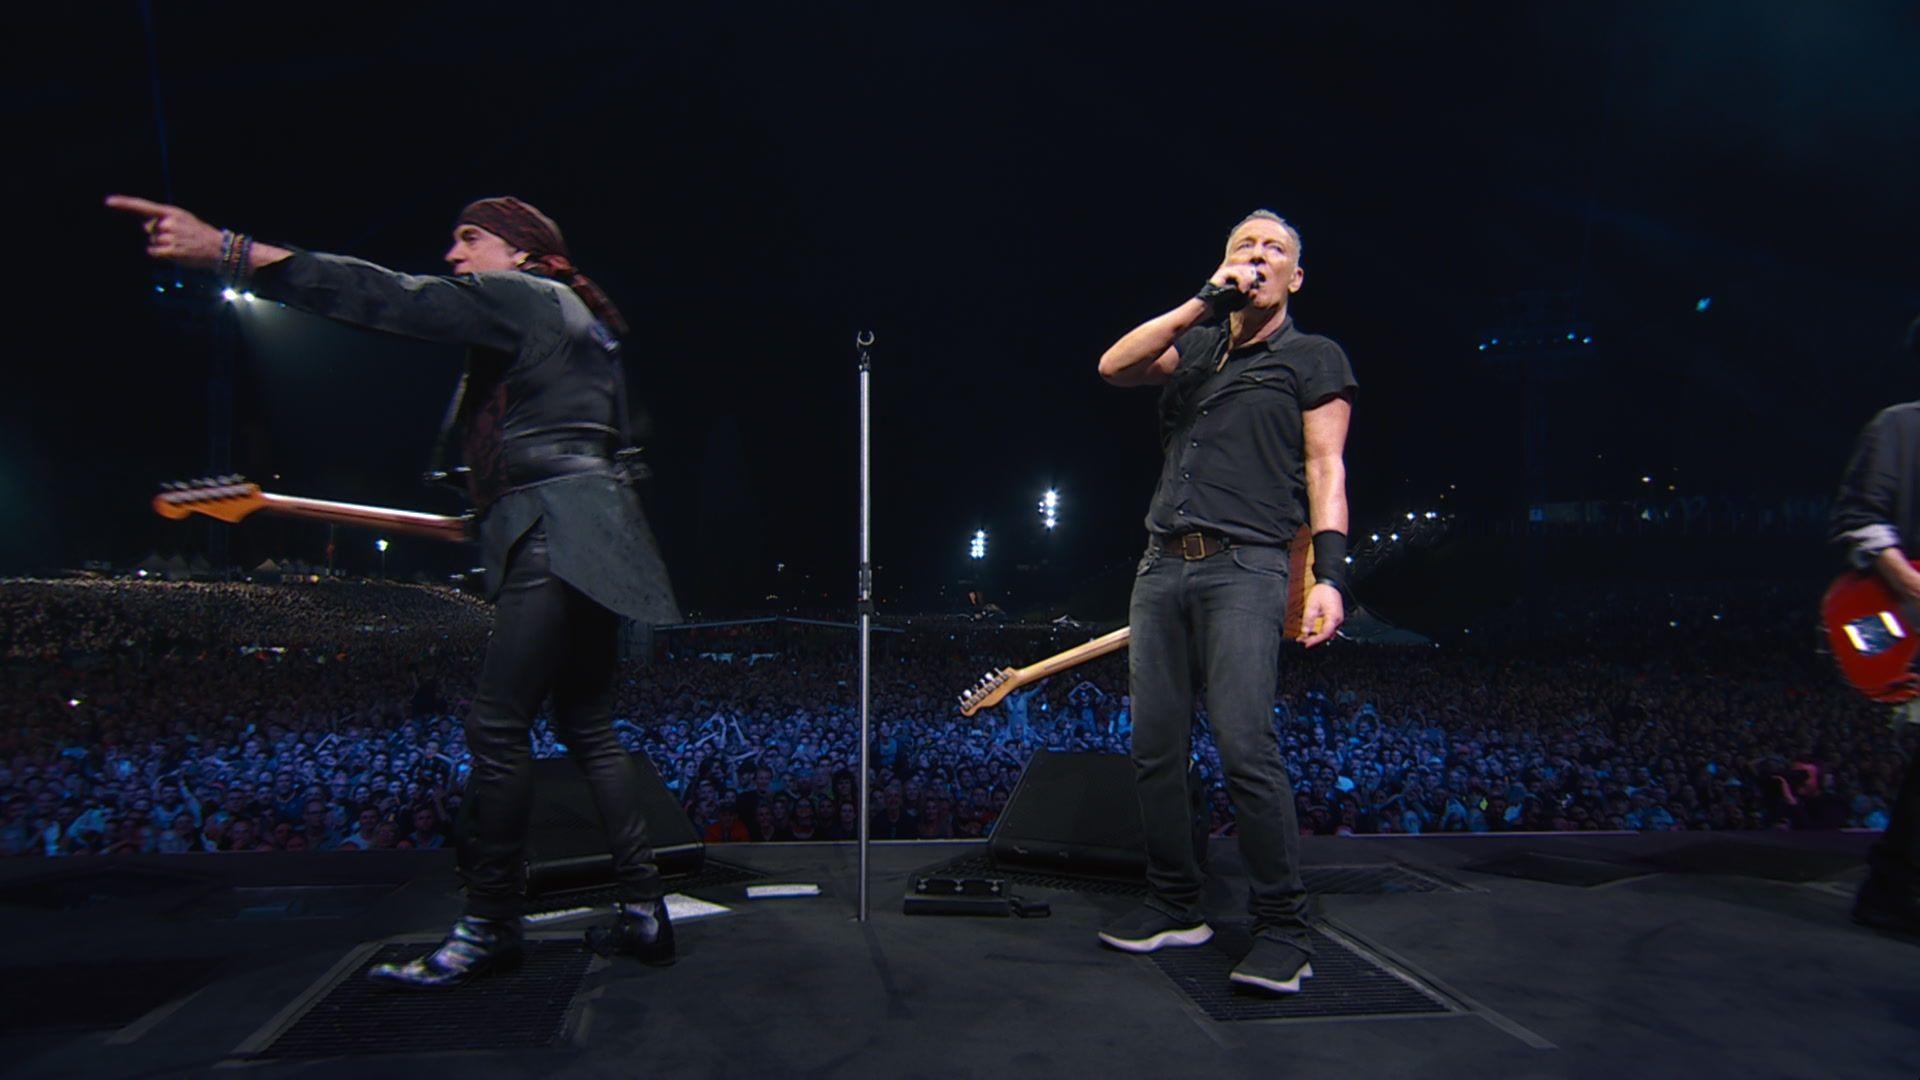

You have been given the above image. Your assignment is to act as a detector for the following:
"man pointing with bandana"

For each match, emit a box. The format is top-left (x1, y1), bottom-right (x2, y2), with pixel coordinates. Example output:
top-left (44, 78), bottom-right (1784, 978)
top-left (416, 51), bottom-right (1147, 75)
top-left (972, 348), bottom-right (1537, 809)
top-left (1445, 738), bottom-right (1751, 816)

top-left (109, 192), bottom-right (681, 987)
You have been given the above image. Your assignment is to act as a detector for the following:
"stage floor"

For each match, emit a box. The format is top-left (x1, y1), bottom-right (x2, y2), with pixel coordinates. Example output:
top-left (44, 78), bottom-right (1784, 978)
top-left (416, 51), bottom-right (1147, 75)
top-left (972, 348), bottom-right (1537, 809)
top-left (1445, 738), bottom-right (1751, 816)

top-left (1, 832), bottom-right (1914, 1078)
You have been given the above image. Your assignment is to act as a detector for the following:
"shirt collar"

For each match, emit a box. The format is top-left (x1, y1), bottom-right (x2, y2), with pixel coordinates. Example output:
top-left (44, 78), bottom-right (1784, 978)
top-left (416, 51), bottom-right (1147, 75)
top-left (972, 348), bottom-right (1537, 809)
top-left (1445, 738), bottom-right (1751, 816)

top-left (1234, 314), bottom-right (1295, 355)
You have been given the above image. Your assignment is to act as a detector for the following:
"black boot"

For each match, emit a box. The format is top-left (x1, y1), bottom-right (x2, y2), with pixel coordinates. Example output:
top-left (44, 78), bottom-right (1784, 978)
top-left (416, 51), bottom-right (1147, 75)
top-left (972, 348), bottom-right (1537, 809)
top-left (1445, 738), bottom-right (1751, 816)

top-left (1853, 875), bottom-right (1920, 943)
top-left (585, 897), bottom-right (675, 966)
top-left (368, 914), bottom-right (525, 990)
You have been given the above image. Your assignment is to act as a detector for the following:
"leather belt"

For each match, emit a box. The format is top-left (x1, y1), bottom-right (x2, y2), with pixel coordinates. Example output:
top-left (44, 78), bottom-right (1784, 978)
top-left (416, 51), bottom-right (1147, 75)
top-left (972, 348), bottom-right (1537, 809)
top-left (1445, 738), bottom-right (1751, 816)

top-left (510, 440), bottom-right (612, 463)
top-left (1159, 530), bottom-right (1231, 561)
top-left (503, 442), bottom-right (615, 487)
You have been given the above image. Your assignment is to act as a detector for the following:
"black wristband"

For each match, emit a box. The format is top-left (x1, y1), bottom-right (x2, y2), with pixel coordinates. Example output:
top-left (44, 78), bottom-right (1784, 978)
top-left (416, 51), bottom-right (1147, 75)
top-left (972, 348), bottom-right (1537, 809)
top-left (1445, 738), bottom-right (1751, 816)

top-left (1195, 280), bottom-right (1250, 315)
top-left (1310, 530), bottom-right (1349, 597)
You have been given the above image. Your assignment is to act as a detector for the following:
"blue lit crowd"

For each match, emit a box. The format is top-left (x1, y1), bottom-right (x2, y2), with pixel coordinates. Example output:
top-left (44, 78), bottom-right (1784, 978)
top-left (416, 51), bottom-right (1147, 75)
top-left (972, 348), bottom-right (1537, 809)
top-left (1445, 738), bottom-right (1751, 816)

top-left (0, 578), bottom-right (1909, 857)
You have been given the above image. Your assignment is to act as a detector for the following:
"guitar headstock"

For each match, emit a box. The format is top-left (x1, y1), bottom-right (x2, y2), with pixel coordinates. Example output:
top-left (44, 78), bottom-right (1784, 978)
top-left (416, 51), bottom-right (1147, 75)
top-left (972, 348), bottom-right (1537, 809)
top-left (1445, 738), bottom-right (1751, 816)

top-left (152, 475), bottom-right (265, 525)
top-left (958, 667), bottom-right (1019, 717)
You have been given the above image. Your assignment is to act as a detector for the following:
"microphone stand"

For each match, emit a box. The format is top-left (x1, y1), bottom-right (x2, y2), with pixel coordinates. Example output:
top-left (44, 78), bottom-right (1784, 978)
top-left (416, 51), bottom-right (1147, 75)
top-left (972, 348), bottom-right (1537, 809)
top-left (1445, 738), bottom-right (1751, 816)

top-left (855, 329), bottom-right (875, 923)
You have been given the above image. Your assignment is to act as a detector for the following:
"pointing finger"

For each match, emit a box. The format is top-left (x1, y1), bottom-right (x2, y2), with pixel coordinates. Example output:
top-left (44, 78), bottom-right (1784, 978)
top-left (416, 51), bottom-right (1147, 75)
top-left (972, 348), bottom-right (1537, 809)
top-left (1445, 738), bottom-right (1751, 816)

top-left (105, 194), bottom-right (170, 217)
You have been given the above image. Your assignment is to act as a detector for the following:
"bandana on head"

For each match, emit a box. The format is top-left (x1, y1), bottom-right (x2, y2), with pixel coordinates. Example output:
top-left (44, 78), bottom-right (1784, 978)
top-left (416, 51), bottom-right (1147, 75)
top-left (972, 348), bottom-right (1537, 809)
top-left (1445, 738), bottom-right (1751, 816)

top-left (454, 196), bottom-right (627, 335)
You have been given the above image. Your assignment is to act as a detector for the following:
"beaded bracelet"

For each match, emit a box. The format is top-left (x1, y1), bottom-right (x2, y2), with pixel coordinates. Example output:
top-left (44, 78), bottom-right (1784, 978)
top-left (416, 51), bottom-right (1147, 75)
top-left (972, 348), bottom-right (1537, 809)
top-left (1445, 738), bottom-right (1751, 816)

top-left (215, 230), bottom-right (255, 289)
top-left (217, 229), bottom-right (237, 284)
top-left (233, 233), bottom-right (254, 289)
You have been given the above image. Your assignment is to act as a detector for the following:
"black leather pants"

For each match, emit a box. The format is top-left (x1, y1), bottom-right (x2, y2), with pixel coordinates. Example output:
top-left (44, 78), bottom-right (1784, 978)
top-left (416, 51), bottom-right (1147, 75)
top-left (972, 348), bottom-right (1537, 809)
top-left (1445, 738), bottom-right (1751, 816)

top-left (459, 524), bottom-right (661, 919)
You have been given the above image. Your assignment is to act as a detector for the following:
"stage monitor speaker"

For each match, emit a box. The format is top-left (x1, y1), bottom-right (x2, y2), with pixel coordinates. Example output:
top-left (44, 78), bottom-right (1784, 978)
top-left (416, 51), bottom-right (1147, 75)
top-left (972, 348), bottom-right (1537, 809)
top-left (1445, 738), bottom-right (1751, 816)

top-left (522, 750), bottom-right (703, 896)
top-left (987, 750), bottom-right (1205, 880)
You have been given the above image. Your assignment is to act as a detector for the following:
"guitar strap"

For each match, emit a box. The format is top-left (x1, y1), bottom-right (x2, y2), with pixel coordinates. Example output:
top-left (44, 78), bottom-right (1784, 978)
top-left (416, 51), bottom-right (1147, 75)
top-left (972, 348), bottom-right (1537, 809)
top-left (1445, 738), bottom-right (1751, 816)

top-left (425, 366), bottom-right (470, 481)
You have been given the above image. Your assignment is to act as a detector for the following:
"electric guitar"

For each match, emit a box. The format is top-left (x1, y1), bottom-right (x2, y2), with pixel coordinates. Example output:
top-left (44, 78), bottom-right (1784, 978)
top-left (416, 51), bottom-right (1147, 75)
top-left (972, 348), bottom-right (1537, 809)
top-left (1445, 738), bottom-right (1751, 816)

top-left (151, 475), bottom-right (472, 544)
top-left (1820, 564), bottom-right (1920, 703)
top-left (958, 532), bottom-right (1317, 716)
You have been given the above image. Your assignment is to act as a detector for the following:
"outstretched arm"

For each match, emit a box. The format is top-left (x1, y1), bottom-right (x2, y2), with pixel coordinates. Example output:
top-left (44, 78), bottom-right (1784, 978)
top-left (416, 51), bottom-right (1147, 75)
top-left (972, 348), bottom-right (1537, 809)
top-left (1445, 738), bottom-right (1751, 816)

top-left (106, 194), bottom-right (526, 351)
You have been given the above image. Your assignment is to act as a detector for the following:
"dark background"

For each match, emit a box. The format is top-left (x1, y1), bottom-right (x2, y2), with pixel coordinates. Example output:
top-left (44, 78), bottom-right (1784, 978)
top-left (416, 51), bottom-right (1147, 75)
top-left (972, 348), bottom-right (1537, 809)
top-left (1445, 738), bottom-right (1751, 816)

top-left (9, 2), bottom-right (1919, 622)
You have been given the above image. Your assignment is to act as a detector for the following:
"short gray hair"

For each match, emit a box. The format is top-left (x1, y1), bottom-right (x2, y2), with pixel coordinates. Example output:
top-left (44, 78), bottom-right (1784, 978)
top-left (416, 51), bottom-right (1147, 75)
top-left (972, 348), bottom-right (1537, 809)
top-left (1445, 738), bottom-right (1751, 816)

top-left (1226, 209), bottom-right (1302, 260)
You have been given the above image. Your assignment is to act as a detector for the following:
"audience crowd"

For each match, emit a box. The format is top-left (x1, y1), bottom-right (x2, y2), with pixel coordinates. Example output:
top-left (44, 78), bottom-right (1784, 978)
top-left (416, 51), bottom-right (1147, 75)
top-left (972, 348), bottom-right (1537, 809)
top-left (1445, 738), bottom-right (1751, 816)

top-left (1, 576), bottom-right (1910, 858)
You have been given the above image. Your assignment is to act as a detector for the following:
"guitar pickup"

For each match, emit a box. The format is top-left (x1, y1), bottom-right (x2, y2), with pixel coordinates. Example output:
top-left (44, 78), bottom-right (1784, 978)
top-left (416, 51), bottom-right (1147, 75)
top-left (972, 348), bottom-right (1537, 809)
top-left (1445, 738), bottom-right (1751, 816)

top-left (1843, 611), bottom-right (1906, 656)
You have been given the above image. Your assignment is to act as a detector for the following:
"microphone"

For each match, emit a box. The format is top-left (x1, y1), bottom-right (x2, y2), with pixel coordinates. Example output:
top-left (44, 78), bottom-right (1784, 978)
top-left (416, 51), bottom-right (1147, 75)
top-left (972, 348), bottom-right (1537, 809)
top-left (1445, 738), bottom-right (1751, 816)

top-left (1195, 270), bottom-right (1264, 316)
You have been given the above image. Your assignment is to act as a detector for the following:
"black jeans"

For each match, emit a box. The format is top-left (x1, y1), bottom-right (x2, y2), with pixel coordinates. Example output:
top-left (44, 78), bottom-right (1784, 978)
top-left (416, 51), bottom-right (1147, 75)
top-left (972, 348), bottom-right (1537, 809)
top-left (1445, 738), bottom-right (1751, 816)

top-left (459, 524), bottom-right (661, 920)
top-left (1869, 751), bottom-right (1920, 892)
top-left (1128, 537), bottom-right (1311, 952)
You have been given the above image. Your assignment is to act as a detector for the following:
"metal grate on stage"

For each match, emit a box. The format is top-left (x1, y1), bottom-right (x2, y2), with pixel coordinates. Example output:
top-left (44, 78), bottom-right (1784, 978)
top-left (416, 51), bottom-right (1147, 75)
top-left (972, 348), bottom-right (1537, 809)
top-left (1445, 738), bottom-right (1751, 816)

top-left (918, 852), bottom-right (1461, 898)
top-left (1150, 922), bottom-right (1459, 1023)
top-left (241, 941), bottom-right (593, 1059)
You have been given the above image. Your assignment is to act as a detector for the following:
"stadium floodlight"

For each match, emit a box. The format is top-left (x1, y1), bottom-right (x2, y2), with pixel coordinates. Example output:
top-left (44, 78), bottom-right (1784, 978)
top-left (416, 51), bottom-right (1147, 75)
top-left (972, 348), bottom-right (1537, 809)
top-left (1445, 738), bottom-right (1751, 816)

top-left (968, 530), bottom-right (988, 560)
top-left (1038, 489), bottom-right (1060, 530)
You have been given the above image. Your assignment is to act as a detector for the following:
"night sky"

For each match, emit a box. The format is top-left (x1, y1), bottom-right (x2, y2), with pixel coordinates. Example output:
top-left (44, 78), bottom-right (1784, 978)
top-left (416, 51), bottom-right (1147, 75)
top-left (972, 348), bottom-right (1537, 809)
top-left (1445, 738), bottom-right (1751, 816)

top-left (12, 3), bottom-right (1920, 618)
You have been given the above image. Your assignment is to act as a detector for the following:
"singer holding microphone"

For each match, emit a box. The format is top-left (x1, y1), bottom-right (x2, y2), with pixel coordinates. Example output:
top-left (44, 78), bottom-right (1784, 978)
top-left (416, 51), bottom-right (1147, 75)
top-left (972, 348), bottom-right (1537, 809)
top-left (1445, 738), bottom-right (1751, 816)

top-left (1093, 210), bottom-right (1356, 994)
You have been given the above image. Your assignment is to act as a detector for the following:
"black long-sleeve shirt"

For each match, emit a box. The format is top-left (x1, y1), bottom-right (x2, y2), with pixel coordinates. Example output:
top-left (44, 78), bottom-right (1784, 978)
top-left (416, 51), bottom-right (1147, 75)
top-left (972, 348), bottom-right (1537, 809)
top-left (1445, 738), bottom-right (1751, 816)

top-left (250, 252), bottom-right (680, 624)
top-left (1830, 402), bottom-right (1920, 569)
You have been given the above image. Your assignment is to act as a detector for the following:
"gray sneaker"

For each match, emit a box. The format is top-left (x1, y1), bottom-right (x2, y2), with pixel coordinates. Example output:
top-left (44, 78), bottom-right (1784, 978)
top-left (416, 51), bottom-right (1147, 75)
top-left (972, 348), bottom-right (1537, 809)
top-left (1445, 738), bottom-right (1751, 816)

top-left (1228, 937), bottom-right (1314, 994)
top-left (1097, 905), bottom-right (1214, 953)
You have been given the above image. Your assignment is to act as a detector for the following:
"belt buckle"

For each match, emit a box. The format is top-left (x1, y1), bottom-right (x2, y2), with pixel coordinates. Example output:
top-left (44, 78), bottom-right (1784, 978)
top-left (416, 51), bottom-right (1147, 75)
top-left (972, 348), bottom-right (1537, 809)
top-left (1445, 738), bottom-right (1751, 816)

top-left (1181, 533), bottom-right (1207, 561)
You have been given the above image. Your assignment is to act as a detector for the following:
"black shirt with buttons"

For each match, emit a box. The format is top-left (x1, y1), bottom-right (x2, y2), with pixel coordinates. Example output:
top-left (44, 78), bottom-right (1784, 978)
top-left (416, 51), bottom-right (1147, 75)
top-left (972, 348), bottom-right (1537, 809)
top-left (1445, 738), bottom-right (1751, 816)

top-left (1144, 316), bottom-right (1358, 546)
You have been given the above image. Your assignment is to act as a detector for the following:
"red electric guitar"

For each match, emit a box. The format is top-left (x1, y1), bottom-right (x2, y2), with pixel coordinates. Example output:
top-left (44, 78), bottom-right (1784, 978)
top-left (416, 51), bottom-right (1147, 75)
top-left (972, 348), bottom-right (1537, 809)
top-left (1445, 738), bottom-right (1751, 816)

top-left (1820, 563), bottom-right (1920, 703)
top-left (151, 475), bottom-right (472, 543)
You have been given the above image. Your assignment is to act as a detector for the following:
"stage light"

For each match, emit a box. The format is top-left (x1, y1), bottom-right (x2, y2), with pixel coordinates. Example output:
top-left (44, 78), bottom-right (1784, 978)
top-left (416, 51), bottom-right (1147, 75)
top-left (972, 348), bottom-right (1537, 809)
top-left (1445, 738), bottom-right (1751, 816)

top-left (375, 539), bottom-right (389, 552)
top-left (969, 530), bottom-right (987, 560)
top-left (1696, 298), bottom-right (1711, 312)
top-left (1581, 336), bottom-right (1593, 344)
top-left (1038, 489), bottom-right (1060, 530)
top-left (1370, 533), bottom-right (1379, 542)
top-left (220, 288), bottom-right (239, 302)
top-left (1406, 512), bottom-right (1414, 520)
top-left (1390, 532), bottom-right (1400, 541)
top-left (242, 291), bottom-right (257, 303)
top-left (1566, 332), bottom-right (1576, 340)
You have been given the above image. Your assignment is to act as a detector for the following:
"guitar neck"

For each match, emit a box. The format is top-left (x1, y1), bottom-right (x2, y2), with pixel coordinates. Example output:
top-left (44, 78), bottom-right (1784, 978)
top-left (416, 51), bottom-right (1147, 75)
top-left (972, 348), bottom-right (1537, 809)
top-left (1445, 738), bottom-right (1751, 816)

top-left (1012, 626), bottom-right (1131, 686)
top-left (257, 493), bottom-right (470, 543)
